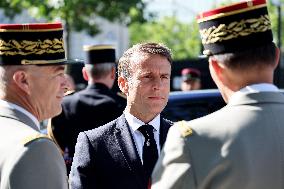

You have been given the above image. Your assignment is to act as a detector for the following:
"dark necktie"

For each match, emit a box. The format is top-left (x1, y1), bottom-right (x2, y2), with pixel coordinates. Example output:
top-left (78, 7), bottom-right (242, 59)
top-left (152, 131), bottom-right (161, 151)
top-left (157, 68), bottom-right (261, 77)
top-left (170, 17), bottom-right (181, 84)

top-left (138, 124), bottom-right (158, 180)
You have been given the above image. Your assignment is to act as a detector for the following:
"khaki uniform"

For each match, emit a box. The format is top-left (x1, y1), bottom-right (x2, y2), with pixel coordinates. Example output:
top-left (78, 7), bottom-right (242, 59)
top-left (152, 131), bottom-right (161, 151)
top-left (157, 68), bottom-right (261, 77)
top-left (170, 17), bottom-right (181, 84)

top-left (0, 107), bottom-right (68, 189)
top-left (152, 91), bottom-right (284, 189)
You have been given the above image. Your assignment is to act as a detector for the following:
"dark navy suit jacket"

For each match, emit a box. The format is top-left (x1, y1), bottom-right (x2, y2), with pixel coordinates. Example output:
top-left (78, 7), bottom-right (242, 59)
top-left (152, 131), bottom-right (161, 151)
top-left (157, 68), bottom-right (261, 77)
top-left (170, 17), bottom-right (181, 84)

top-left (70, 114), bottom-right (172, 189)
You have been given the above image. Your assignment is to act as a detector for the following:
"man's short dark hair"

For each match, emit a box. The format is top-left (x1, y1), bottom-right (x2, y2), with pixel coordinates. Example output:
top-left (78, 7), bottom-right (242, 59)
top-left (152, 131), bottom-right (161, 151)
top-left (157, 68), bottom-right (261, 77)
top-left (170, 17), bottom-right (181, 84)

top-left (212, 42), bottom-right (277, 70)
top-left (118, 42), bottom-right (172, 79)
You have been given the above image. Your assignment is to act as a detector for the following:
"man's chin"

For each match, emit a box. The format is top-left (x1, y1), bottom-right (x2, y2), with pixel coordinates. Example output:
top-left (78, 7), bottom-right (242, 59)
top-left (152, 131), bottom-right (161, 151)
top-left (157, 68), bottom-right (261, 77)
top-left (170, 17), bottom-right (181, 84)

top-left (149, 106), bottom-right (164, 116)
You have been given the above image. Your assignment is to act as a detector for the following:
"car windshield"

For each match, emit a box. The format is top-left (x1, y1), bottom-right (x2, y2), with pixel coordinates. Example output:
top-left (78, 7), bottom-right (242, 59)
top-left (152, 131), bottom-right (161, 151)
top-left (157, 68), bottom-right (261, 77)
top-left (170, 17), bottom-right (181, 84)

top-left (162, 89), bottom-right (226, 122)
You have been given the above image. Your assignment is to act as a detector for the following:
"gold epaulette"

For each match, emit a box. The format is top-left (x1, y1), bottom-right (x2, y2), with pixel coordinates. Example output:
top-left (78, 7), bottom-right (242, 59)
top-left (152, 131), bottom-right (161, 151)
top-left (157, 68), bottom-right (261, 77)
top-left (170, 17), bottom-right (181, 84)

top-left (177, 120), bottom-right (193, 137)
top-left (22, 133), bottom-right (51, 146)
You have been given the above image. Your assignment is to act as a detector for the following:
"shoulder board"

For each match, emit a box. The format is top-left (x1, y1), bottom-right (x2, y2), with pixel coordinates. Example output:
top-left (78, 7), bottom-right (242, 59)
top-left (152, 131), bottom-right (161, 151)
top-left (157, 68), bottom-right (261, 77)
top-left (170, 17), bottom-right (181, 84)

top-left (177, 120), bottom-right (193, 137)
top-left (22, 133), bottom-right (52, 146)
top-left (117, 92), bottom-right (127, 99)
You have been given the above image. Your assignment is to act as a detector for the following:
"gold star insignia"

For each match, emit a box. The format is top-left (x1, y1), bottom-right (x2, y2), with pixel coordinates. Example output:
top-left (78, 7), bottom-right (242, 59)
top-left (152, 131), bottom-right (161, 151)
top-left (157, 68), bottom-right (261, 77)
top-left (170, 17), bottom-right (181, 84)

top-left (177, 120), bottom-right (193, 137)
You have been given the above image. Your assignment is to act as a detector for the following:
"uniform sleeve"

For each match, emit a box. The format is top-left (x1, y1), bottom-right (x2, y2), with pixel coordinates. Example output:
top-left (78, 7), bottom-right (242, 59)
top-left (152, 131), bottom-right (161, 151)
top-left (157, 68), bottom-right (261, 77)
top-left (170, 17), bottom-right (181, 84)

top-left (8, 138), bottom-right (68, 189)
top-left (151, 125), bottom-right (197, 189)
top-left (69, 132), bottom-right (96, 189)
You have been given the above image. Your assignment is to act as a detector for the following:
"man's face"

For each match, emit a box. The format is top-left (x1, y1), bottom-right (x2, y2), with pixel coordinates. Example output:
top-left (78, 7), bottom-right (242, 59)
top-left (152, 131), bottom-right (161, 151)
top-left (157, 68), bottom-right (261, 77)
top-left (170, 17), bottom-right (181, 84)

top-left (124, 53), bottom-right (171, 121)
top-left (28, 65), bottom-right (67, 121)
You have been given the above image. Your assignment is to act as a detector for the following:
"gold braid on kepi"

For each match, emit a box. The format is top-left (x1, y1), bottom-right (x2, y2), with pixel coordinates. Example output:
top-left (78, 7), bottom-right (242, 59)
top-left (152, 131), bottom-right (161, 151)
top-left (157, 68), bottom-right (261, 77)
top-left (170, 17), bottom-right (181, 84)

top-left (0, 23), bottom-right (82, 65)
top-left (196, 0), bottom-right (273, 56)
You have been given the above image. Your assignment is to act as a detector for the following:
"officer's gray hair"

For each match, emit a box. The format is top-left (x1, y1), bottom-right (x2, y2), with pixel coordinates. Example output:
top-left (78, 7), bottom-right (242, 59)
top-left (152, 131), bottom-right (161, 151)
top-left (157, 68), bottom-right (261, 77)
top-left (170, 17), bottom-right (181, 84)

top-left (118, 42), bottom-right (172, 80)
top-left (84, 63), bottom-right (115, 80)
top-left (0, 65), bottom-right (23, 98)
top-left (0, 67), bottom-right (7, 97)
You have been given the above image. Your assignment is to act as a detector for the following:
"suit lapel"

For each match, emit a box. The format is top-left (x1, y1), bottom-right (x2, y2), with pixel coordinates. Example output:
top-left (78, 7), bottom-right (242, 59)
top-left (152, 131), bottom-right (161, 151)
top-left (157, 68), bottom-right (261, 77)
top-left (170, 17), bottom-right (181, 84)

top-left (114, 114), bottom-right (146, 189)
top-left (159, 117), bottom-right (172, 149)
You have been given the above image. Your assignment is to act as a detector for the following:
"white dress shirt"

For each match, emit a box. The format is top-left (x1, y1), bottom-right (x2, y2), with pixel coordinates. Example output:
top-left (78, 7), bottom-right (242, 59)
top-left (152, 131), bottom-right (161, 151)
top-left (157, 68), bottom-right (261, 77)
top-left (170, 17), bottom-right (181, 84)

top-left (125, 112), bottom-right (161, 163)
top-left (0, 99), bottom-right (40, 130)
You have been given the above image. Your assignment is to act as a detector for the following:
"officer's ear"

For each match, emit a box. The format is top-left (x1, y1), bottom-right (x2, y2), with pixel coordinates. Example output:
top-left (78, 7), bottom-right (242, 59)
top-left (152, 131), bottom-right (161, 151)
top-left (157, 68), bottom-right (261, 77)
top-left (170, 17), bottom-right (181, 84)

top-left (13, 70), bottom-right (31, 95)
top-left (82, 67), bottom-right (89, 81)
top-left (111, 66), bottom-right (116, 80)
top-left (273, 47), bottom-right (280, 69)
top-left (118, 76), bottom-right (128, 95)
top-left (209, 57), bottom-right (225, 84)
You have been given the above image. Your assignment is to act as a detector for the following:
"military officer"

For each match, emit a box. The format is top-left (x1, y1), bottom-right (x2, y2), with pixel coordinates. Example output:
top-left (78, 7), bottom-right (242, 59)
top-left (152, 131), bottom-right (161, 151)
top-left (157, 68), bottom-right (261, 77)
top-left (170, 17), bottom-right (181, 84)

top-left (49, 45), bottom-right (126, 174)
top-left (180, 68), bottom-right (201, 91)
top-left (152, 0), bottom-right (284, 189)
top-left (0, 22), bottom-right (78, 189)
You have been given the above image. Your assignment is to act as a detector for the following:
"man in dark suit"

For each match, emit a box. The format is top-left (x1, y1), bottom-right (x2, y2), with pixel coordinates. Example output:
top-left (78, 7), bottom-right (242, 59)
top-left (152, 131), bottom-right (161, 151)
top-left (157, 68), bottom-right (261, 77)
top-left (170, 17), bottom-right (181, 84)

top-left (48, 45), bottom-right (126, 173)
top-left (70, 42), bottom-right (173, 189)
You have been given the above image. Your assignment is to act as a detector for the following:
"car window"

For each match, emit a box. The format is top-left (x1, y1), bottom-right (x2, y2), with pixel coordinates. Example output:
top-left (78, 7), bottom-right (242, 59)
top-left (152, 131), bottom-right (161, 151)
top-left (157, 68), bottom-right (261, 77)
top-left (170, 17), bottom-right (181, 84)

top-left (162, 94), bottom-right (225, 122)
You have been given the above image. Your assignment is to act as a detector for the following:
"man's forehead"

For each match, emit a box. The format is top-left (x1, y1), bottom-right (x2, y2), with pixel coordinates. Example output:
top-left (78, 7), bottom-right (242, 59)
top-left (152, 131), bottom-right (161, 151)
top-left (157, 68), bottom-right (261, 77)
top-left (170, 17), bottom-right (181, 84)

top-left (35, 65), bottom-right (65, 72)
top-left (130, 52), bottom-right (150, 63)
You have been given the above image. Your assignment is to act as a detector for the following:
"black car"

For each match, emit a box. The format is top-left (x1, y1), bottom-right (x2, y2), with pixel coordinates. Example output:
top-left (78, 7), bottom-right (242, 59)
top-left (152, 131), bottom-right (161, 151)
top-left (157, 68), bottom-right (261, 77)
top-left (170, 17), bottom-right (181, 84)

top-left (162, 89), bottom-right (226, 122)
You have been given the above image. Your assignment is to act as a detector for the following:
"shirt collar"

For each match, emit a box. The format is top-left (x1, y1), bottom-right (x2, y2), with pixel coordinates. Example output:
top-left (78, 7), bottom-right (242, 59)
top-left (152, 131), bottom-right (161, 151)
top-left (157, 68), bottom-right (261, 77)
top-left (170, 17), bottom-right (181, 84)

top-left (0, 99), bottom-right (40, 130)
top-left (229, 83), bottom-right (279, 103)
top-left (124, 111), bottom-right (160, 133)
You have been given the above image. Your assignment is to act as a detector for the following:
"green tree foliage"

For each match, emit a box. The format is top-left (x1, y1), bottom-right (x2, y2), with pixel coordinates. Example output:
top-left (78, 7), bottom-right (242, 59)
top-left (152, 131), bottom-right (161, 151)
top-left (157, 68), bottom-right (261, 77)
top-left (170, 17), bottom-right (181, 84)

top-left (0, 0), bottom-right (150, 56)
top-left (0, 0), bottom-right (148, 35)
top-left (0, 0), bottom-right (22, 18)
top-left (267, 1), bottom-right (284, 50)
top-left (129, 16), bottom-right (201, 60)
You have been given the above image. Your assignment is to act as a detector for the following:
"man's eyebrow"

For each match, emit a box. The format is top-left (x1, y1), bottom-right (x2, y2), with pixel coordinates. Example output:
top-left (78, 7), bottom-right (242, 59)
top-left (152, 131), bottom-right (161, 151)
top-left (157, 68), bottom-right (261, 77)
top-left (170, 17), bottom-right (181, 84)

top-left (162, 73), bottom-right (170, 75)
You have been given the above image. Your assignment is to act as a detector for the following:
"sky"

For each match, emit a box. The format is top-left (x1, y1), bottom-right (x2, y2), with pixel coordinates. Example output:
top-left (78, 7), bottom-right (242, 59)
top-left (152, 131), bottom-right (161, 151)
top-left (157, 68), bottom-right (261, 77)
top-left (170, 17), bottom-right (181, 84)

top-left (145, 0), bottom-right (238, 23)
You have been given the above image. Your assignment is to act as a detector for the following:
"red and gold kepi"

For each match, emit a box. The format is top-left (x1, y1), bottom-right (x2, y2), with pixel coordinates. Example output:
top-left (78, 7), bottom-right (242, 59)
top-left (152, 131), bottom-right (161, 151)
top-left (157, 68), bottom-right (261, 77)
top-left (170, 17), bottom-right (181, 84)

top-left (197, 0), bottom-right (273, 56)
top-left (83, 44), bottom-right (116, 65)
top-left (0, 22), bottom-right (80, 65)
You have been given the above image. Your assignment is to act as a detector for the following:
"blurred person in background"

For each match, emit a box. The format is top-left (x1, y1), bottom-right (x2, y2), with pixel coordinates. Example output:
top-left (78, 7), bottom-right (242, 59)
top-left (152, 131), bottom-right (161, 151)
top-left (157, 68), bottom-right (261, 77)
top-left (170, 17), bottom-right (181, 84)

top-left (152, 1), bottom-right (284, 189)
top-left (70, 42), bottom-right (173, 189)
top-left (180, 68), bottom-right (201, 91)
top-left (0, 22), bottom-right (75, 189)
top-left (48, 45), bottom-right (126, 174)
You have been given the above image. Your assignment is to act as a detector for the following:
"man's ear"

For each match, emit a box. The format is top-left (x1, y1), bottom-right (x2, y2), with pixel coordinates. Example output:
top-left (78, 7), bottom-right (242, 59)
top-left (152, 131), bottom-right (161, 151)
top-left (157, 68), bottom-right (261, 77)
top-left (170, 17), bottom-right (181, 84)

top-left (13, 70), bottom-right (31, 95)
top-left (209, 57), bottom-right (225, 83)
top-left (273, 47), bottom-right (280, 69)
top-left (82, 67), bottom-right (89, 81)
top-left (111, 67), bottom-right (116, 80)
top-left (118, 76), bottom-right (128, 95)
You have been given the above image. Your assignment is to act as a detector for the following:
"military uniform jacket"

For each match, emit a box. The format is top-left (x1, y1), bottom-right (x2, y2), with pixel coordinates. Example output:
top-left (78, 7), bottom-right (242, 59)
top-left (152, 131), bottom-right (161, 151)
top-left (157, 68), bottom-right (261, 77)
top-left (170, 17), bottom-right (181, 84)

top-left (0, 106), bottom-right (67, 189)
top-left (50, 83), bottom-right (126, 162)
top-left (152, 91), bottom-right (284, 189)
top-left (70, 114), bottom-right (173, 189)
